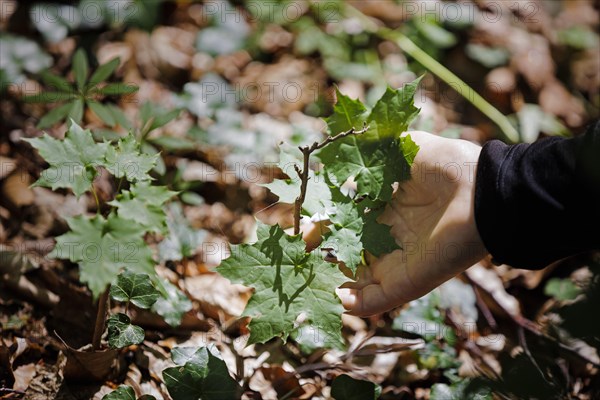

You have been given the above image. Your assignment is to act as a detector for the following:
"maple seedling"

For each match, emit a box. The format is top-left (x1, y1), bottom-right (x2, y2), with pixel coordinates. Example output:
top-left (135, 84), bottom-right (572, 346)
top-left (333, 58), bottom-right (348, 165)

top-left (23, 121), bottom-right (191, 351)
top-left (218, 77), bottom-right (422, 349)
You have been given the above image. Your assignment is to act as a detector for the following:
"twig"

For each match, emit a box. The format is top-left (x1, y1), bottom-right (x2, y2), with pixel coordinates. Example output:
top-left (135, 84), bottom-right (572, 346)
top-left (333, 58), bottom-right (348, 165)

top-left (293, 123), bottom-right (369, 235)
top-left (92, 287), bottom-right (110, 350)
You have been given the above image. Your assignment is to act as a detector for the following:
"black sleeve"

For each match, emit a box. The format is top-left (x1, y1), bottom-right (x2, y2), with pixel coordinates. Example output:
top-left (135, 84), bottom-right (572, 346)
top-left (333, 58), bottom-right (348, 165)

top-left (474, 120), bottom-right (600, 270)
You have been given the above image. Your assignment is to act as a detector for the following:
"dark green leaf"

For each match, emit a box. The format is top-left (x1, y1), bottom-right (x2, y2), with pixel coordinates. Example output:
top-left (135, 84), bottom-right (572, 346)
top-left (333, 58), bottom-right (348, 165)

top-left (331, 374), bottom-right (381, 400)
top-left (36, 102), bottom-right (74, 129)
top-left (97, 83), bottom-right (139, 96)
top-left (102, 385), bottom-right (135, 400)
top-left (88, 57), bottom-right (120, 88)
top-left (106, 313), bottom-right (145, 348)
top-left (69, 98), bottom-right (84, 123)
top-left (72, 48), bottom-right (89, 90)
top-left (163, 346), bottom-right (242, 400)
top-left (87, 100), bottom-right (116, 127)
top-left (40, 71), bottom-right (73, 92)
top-left (318, 79), bottom-right (421, 201)
top-left (110, 270), bottom-right (160, 309)
top-left (22, 92), bottom-right (77, 103)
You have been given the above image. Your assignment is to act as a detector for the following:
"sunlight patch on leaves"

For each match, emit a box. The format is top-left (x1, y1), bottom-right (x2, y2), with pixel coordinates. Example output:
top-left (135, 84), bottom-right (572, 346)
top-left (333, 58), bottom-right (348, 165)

top-left (218, 223), bottom-right (349, 349)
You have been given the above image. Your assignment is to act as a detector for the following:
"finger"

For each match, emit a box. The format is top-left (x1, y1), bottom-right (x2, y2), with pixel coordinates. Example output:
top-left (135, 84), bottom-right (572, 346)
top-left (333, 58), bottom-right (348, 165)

top-left (339, 264), bottom-right (375, 290)
top-left (340, 284), bottom-right (394, 317)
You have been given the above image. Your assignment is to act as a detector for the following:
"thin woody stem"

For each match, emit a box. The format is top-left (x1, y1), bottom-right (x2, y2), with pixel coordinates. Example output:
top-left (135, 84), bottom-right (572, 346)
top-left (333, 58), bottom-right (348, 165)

top-left (293, 123), bottom-right (369, 235)
top-left (92, 287), bottom-right (110, 350)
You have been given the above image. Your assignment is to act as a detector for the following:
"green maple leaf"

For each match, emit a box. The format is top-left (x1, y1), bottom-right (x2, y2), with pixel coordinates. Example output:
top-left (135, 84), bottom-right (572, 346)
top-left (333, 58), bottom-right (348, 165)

top-left (50, 213), bottom-right (155, 299)
top-left (318, 78), bottom-right (421, 202)
top-left (23, 121), bottom-right (108, 197)
top-left (217, 222), bottom-right (349, 349)
top-left (108, 182), bottom-right (176, 234)
top-left (263, 143), bottom-right (332, 216)
top-left (162, 346), bottom-right (242, 400)
top-left (104, 133), bottom-right (157, 182)
top-left (110, 270), bottom-right (160, 309)
top-left (106, 313), bottom-right (145, 348)
top-left (324, 201), bottom-right (363, 273)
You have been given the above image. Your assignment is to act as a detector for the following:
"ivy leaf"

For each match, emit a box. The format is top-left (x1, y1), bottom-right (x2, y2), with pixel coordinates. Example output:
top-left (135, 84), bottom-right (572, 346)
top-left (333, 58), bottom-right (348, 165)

top-left (108, 182), bottom-right (176, 234)
top-left (263, 143), bottom-right (332, 216)
top-left (318, 79), bottom-right (421, 201)
top-left (110, 270), bottom-right (160, 309)
top-left (162, 346), bottom-right (242, 400)
top-left (22, 121), bottom-right (108, 197)
top-left (106, 313), bottom-right (145, 348)
top-left (331, 374), bottom-right (381, 400)
top-left (102, 385), bottom-right (136, 400)
top-left (49, 213), bottom-right (154, 299)
top-left (324, 201), bottom-right (363, 273)
top-left (102, 385), bottom-right (156, 400)
top-left (218, 223), bottom-right (349, 349)
top-left (104, 134), bottom-right (157, 182)
top-left (151, 281), bottom-right (193, 327)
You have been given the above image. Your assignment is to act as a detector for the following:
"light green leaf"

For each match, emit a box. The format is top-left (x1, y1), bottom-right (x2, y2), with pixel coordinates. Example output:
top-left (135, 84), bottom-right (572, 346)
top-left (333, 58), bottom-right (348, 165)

top-left (49, 213), bottom-right (154, 299)
top-left (22, 121), bottom-right (108, 197)
top-left (106, 313), bottom-right (145, 348)
top-left (88, 57), bottom-right (120, 88)
top-left (108, 182), bottom-right (176, 234)
top-left (218, 223), bottom-right (349, 349)
top-left (544, 278), bottom-right (582, 301)
top-left (162, 346), bottom-right (242, 400)
top-left (72, 48), bottom-right (88, 90)
top-left (159, 203), bottom-right (207, 261)
top-left (331, 374), bottom-right (381, 400)
top-left (104, 134), bottom-right (157, 182)
top-left (110, 270), bottom-right (160, 309)
top-left (151, 280), bottom-right (192, 327)
top-left (263, 143), bottom-right (332, 216)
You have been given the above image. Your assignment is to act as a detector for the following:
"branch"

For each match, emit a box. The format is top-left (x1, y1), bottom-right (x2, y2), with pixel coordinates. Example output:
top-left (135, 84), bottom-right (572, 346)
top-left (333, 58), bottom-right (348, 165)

top-left (293, 123), bottom-right (369, 235)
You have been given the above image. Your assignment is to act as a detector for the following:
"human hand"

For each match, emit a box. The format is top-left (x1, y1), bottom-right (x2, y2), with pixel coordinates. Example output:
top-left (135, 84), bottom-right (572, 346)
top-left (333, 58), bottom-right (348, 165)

top-left (337, 131), bottom-right (487, 316)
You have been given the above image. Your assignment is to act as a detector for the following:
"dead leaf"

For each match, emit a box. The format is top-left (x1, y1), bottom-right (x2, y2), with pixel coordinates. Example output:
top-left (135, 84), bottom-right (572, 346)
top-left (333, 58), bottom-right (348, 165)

top-left (2, 171), bottom-right (34, 207)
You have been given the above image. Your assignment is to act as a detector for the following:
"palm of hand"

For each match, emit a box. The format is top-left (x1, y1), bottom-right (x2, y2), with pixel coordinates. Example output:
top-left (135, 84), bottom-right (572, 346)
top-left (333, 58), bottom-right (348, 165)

top-left (338, 132), bottom-right (486, 316)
